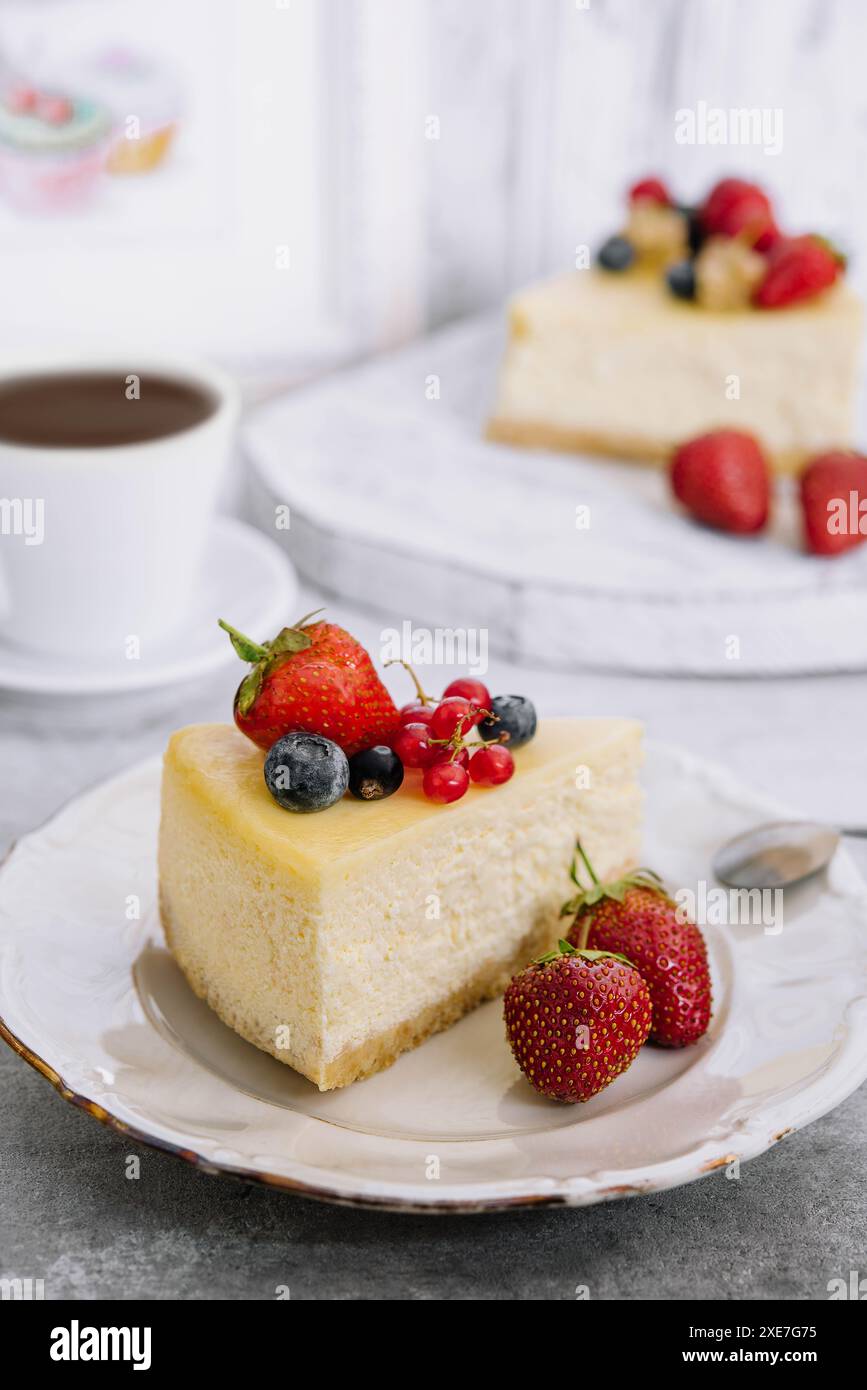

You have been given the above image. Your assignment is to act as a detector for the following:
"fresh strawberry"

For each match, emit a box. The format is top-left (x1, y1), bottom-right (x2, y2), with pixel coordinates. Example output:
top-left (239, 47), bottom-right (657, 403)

top-left (504, 940), bottom-right (652, 1102)
top-left (671, 429), bottom-right (771, 534)
top-left (800, 450), bottom-right (867, 556)
top-left (754, 234), bottom-right (844, 308)
top-left (562, 843), bottom-right (712, 1048)
top-left (702, 177), bottom-right (777, 249)
top-left (220, 611), bottom-right (400, 755)
top-left (629, 176), bottom-right (671, 206)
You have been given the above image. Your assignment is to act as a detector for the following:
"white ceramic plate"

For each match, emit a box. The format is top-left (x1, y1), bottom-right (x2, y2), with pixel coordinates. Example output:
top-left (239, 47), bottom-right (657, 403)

top-left (246, 314), bottom-right (867, 677)
top-left (1, 743), bottom-right (866, 1212)
top-left (0, 518), bottom-right (298, 695)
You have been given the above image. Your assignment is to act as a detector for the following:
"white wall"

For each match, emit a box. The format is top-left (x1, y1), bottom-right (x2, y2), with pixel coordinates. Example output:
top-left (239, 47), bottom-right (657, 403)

top-left (2, 0), bottom-right (864, 369)
top-left (418, 0), bottom-right (867, 326)
top-left (0, 0), bottom-right (336, 375)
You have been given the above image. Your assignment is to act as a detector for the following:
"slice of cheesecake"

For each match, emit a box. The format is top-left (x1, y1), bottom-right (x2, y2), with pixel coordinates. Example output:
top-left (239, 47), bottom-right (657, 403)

top-left (158, 718), bottom-right (642, 1090)
top-left (487, 270), bottom-right (863, 474)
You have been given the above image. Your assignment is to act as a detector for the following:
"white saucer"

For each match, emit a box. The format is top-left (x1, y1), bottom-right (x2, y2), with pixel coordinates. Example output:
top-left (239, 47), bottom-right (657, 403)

top-left (0, 517), bottom-right (298, 695)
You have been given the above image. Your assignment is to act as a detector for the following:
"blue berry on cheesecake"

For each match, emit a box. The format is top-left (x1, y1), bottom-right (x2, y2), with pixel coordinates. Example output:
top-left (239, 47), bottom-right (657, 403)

top-left (597, 235), bottom-right (635, 272)
top-left (480, 695), bottom-right (537, 749)
top-left (666, 259), bottom-right (696, 301)
top-left (347, 745), bottom-right (404, 801)
top-left (264, 732), bottom-right (349, 812)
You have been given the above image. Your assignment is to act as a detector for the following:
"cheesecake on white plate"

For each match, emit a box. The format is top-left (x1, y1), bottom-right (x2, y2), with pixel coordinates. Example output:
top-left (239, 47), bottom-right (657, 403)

top-left (158, 717), bottom-right (642, 1090)
top-left (489, 174), bottom-right (862, 474)
top-left (487, 268), bottom-right (862, 475)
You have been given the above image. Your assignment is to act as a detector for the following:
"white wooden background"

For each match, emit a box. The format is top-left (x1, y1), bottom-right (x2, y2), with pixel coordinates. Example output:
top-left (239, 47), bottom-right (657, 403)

top-left (3, 0), bottom-right (862, 374)
top-left (325, 0), bottom-right (867, 347)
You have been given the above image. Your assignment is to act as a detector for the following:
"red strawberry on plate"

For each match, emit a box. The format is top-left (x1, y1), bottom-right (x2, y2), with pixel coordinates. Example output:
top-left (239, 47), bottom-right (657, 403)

top-left (629, 176), bottom-right (671, 206)
top-left (754, 234), bottom-right (844, 308)
top-left (220, 611), bottom-right (400, 755)
top-left (702, 177), bottom-right (778, 250)
top-left (504, 940), bottom-right (652, 1102)
top-left (800, 450), bottom-right (867, 556)
top-left (562, 842), bottom-right (712, 1048)
top-left (671, 429), bottom-right (771, 534)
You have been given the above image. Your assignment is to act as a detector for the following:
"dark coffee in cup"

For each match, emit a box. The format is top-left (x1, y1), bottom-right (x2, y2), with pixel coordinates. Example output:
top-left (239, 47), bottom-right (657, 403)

top-left (0, 371), bottom-right (217, 448)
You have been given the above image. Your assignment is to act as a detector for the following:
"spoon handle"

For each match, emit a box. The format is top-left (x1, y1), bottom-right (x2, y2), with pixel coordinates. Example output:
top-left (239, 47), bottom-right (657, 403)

top-left (840, 827), bottom-right (867, 838)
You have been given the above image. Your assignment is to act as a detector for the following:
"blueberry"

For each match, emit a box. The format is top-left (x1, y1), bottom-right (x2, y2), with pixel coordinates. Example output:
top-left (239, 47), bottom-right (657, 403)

top-left (348, 745), bottom-right (404, 801)
top-left (666, 259), bottom-right (696, 300)
top-left (479, 695), bottom-right (537, 749)
top-left (597, 235), bottom-right (635, 272)
top-left (264, 732), bottom-right (349, 813)
top-left (678, 204), bottom-right (705, 255)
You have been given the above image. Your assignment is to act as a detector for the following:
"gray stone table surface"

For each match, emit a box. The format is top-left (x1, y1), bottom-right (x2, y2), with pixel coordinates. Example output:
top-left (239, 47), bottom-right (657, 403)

top-left (2, 585), bottom-right (866, 1301)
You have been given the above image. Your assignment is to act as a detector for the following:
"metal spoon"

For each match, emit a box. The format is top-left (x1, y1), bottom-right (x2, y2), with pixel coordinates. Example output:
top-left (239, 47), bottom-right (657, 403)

top-left (713, 821), bottom-right (867, 890)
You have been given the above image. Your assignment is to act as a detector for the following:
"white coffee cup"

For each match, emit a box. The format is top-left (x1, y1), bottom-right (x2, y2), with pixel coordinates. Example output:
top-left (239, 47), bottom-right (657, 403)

top-left (0, 355), bottom-right (239, 659)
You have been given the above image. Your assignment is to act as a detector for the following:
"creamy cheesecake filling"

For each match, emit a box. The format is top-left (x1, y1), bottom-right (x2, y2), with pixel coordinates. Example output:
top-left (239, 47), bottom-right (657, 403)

top-left (316, 779), bottom-right (641, 1067)
top-left (159, 770), bottom-right (325, 1078)
top-left (159, 719), bottom-right (642, 1090)
top-left (488, 271), bottom-right (862, 470)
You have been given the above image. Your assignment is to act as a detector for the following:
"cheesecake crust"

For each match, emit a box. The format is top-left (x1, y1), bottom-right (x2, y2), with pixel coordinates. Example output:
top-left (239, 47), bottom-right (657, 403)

top-left (485, 416), bottom-right (807, 476)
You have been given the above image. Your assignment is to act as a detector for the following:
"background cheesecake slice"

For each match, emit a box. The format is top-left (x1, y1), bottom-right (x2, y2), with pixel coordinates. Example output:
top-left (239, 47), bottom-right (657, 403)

top-left (487, 270), bottom-right (862, 474)
top-left (159, 718), bottom-right (642, 1090)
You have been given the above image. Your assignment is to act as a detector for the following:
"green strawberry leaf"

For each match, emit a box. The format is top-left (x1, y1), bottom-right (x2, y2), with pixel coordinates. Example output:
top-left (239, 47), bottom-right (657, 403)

top-left (267, 626), bottom-right (313, 657)
top-left (236, 666), bottom-right (264, 717)
top-left (559, 839), bottom-right (671, 923)
top-left (576, 949), bottom-right (636, 968)
top-left (813, 233), bottom-right (847, 269)
top-left (218, 619), bottom-right (268, 664)
top-left (293, 608), bottom-right (326, 630)
top-left (534, 939), bottom-right (576, 965)
top-left (222, 609), bottom-right (325, 722)
top-left (533, 940), bottom-right (636, 971)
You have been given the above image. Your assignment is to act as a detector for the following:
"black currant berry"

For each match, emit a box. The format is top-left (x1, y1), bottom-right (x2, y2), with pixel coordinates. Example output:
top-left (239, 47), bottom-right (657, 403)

top-left (347, 745), bottom-right (405, 801)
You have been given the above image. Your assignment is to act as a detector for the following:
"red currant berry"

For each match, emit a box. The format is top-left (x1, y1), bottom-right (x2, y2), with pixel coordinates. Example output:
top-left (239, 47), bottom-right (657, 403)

top-left (442, 678), bottom-right (491, 713)
top-left (422, 761), bottom-right (470, 803)
top-left (429, 697), bottom-right (475, 740)
top-left (391, 722), bottom-right (435, 768)
top-left (469, 745), bottom-right (515, 786)
top-left (430, 746), bottom-right (470, 770)
top-left (400, 701), bottom-right (435, 727)
top-left (7, 84), bottom-right (38, 114)
top-left (39, 95), bottom-right (74, 124)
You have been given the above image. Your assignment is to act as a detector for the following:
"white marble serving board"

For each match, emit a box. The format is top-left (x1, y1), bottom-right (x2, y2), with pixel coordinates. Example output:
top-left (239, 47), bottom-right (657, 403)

top-left (244, 314), bottom-right (867, 676)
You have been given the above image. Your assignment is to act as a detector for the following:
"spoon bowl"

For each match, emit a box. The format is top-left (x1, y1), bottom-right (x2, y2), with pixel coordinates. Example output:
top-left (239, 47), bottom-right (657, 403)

top-left (713, 820), bottom-right (841, 890)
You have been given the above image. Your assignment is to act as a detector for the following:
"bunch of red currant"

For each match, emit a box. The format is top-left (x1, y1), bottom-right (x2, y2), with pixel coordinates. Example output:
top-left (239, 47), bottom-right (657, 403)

top-left (387, 666), bottom-right (536, 804)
